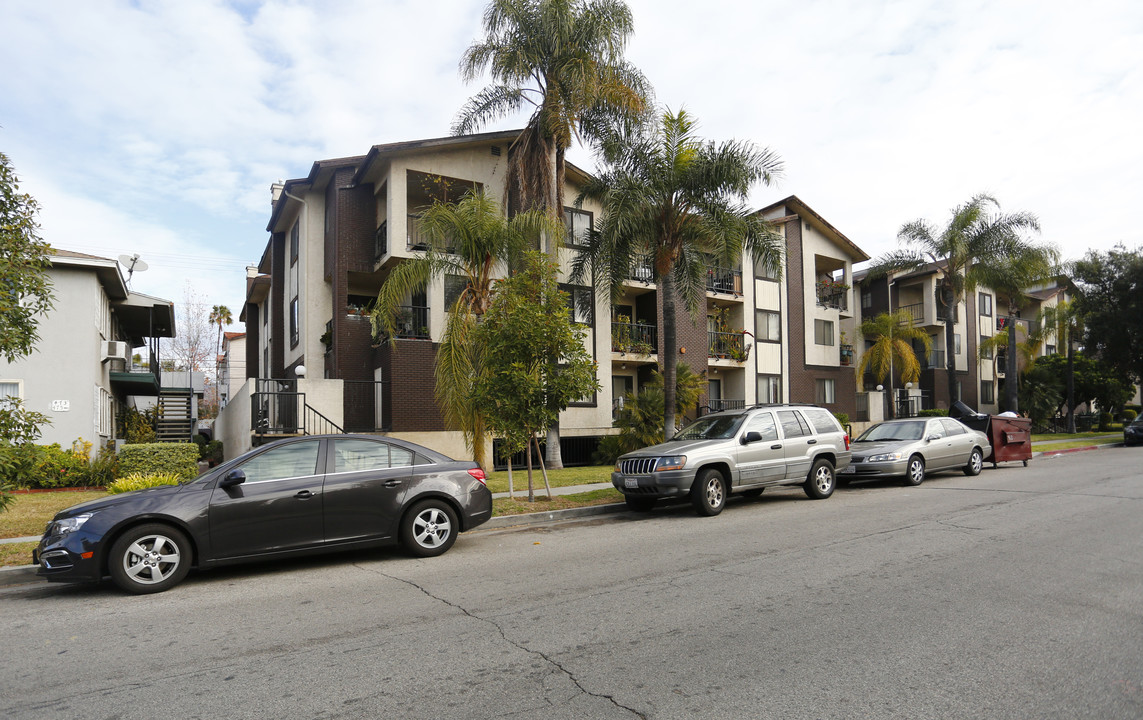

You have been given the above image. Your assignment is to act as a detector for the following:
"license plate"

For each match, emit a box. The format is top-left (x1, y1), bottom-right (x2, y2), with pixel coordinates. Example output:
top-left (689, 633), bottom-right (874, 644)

top-left (841, 465), bottom-right (856, 474)
top-left (624, 477), bottom-right (640, 489)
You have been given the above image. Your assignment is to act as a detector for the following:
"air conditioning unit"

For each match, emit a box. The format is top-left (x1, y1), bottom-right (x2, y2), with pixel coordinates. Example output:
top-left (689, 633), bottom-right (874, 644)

top-left (101, 340), bottom-right (130, 363)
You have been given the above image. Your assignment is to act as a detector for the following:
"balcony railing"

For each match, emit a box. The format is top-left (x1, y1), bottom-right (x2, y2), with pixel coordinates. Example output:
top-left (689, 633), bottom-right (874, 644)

top-left (627, 254), bottom-right (655, 283)
top-left (708, 398), bottom-right (746, 412)
top-left (706, 267), bottom-right (742, 295)
top-left (840, 344), bottom-right (854, 366)
top-left (374, 221), bottom-right (387, 261)
top-left (815, 282), bottom-right (848, 310)
top-left (924, 349), bottom-right (946, 370)
top-left (343, 380), bottom-right (389, 432)
top-left (611, 322), bottom-right (657, 354)
top-left (392, 305), bottom-right (430, 339)
top-left (899, 302), bottom-right (924, 324)
top-left (709, 331), bottom-right (748, 361)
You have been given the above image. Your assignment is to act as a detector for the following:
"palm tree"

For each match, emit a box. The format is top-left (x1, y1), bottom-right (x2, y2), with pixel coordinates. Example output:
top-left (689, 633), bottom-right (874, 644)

top-left (370, 188), bottom-right (560, 468)
top-left (974, 244), bottom-right (1059, 412)
top-left (854, 310), bottom-right (932, 419)
top-left (455, 0), bottom-right (651, 219)
top-left (1037, 298), bottom-right (1084, 431)
top-left (869, 194), bottom-right (1041, 405)
top-left (208, 305), bottom-right (232, 409)
top-left (573, 108), bottom-right (785, 438)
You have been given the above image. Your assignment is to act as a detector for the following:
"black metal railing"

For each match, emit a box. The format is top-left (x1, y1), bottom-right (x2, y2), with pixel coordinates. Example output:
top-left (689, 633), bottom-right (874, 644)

top-left (374, 221), bottom-right (387, 261)
top-left (611, 322), bottom-right (657, 354)
top-left (925, 349), bottom-right (946, 370)
top-left (816, 283), bottom-right (848, 310)
top-left (899, 302), bottom-right (924, 324)
top-left (304, 404), bottom-right (343, 435)
top-left (627, 255), bottom-right (655, 283)
top-left (343, 380), bottom-right (389, 432)
top-left (708, 398), bottom-right (746, 412)
top-left (709, 331), bottom-right (747, 360)
top-left (252, 378), bottom-right (345, 436)
top-left (491, 435), bottom-right (602, 470)
top-left (706, 267), bottom-right (742, 295)
top-left (840, 344), bottom-right (854, 366)
top-left (392, 305), bottom-right (430, 339)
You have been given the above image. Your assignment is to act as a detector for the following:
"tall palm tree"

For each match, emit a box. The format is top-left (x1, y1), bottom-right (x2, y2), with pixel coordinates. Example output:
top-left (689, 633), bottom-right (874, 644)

top-left (455, 0), bottom-right (651, 219)
top-left (854, 310), bottom-right (932, 419)
top-left (208, 305), bottom-right (232, 409)
top-left (974, 244), bottom-right (1059, 412)
top-left (370, 189), bottom-right (560, 468)
top-left (573, 108), bottom-right (785, 438)
top-left (869, 194), bottom-right (1041, 405)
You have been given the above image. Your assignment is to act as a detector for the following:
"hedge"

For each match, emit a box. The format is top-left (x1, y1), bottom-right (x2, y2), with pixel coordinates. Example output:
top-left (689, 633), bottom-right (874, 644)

top-left (108, 472), bottom-right (183, 494)
top-left (117, 443), bottom-right (200, 480)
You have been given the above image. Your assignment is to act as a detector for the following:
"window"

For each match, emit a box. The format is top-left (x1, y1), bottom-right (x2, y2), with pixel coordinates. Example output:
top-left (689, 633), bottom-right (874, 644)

top-left (290, 220), bottom-right (300, 264)
top-left (940, 418), bottom-right (966, 436)
top-left (954, 334), bottom-right (962, 355)
top-left (814, 319), bottom-right (834, 346)
top-left (745, 412), bottom-right (778, 441)
top-left (238, 440), bottom-right (321, 482)
top-left (979, 292), bottom-right (992, 317)
top-left (561, 284), bottom-right (594, 325)
top-left (289, 297), bottom-right (299, 348)
top-left (861, 290), bottom-right (872, 310)
top-left (755, 310), bottom-right (780, 342)
top-left (0, 380), bottom-right (21, 402)
top-left (756, 375), bottom-right (781, 403)
top-left (980, 335), bottom-right (991, 359)
top-left (334, 438), bottom-right (414, 472)
top-left (814, 378), bottom-right (836, 404)
top-left (753, 251), bottom-right (780, 280)
top-left (1046, 344), bottom-right (1057, 355)
top-left (803, 406), bottom-right (841, 434)
top-left (563, 208), bottom-right (592, 247)
top-left (981, 380), bottom-right (994, 404)
top-left (444, 274), bottom-right (469, 311)
top-left (777, 410), bottom-right (811, 438)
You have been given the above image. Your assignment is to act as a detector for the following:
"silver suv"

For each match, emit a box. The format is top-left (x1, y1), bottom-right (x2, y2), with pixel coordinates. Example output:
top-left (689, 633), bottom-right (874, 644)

top-left (612, 404), bottom-right (852, 516)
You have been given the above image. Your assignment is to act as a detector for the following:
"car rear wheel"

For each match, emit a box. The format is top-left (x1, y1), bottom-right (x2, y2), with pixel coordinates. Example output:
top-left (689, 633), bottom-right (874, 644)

top-left (691, 469), bottom-right (727, 516)
top-left (108, 524), bottom-right (191, 595)
top-left (963, 447), bottom-right (984, 476)
top-left (803, 459), bottom-right (835, 499)
top-left (905, 455), bottom-right (926, 486)
top-left (401, 500), bottom-right (459, 558)
top-left (625, 495), bottom-right (657, 512)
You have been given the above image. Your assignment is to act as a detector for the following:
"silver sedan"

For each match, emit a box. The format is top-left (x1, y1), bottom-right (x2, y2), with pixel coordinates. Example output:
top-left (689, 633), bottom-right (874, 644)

top-left (842, 417), bottom-right (991, 486)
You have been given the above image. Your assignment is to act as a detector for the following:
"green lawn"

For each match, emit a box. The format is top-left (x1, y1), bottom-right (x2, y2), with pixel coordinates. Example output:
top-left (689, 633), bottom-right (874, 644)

top-left (485, 465), bottom-right (612, 494)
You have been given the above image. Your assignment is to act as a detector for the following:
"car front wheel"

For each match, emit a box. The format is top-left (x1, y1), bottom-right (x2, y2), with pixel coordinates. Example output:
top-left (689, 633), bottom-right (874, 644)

top-left (803, 459), bottom-right (835, 499)
top-left (963, 447), bottom-right (984, 476)
top-left (691, 469), bottom-right (727, 516)
top-left (401, 500), bottom-right (459, 558)
top-left (905, 455), bottom-right (926, 486)
top-left (108, 524), bottom-right (192, 595)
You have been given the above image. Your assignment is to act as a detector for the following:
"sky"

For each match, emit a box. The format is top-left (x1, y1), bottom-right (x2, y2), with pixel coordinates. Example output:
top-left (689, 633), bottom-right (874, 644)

top-left (2, 0), bottom-right (1140, 339)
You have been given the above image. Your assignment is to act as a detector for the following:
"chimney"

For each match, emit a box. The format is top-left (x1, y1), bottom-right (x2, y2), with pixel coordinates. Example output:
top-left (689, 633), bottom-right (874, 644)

top-left (271, 180), bottom-right (285, 207)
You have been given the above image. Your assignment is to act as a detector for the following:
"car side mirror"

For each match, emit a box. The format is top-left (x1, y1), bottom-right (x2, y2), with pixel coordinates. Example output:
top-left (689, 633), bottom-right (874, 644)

top-left (927, 434), bottom-right (941, 442)
top-left (742, 431), bottom-right (762, 445)
top-left (219, 468), bottom-right (246, 489)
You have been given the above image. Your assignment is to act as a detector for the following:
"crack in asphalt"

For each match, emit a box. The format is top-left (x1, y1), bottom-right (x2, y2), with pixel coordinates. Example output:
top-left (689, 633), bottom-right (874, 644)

top-left (364, 566), bottom-right (646, 719)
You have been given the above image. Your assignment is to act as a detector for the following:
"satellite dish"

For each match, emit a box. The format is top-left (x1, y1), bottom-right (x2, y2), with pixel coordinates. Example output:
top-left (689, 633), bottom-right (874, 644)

top-left (118, 254), bottom-right (149, 284)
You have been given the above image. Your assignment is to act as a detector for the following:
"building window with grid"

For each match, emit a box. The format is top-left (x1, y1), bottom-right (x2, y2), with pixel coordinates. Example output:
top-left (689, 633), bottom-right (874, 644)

top-left (561, 284), bottom-right (594, 326)
top-left (981, 380), bottom-right (994, 404)
top-left (815, 378), bottom-right (836, 405)
top-left (289, 297), bottom-right (299, 348)
top-left (954, 334), bottom-right (962, 355)
top-left (980, 335), bottom-right (991, 359)
top-left (861, 290), bottom-right (872, 309)
top-left (757, 374), bottom-right (781, 403)
top-left (979, 292), bottom-right (992, 317)
top-left (755, 310), bottom-right (780, 342)
top-left (563, 208), bottom-right (592, 247)
top-left (290, 220), bottom-right (300, 264)
top-left (753, 252), bottom-right (780, 281)
top-left (814, 319), bottom-right (834, 346)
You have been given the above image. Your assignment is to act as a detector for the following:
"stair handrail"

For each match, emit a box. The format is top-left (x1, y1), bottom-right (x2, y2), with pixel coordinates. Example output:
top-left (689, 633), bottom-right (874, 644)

top-left (303, 403), bottom-right (344, 435)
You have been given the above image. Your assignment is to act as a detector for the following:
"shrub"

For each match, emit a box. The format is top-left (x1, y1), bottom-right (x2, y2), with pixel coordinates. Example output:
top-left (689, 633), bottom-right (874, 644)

top-left (107, 472), bottom-right (182, 494)
top-left (0, 483), bottom-right (13, 513)
top-left (832, 412), bottom-right (850, 427)
top-left (117, 443), bottom-right (200, 480)
top-left (917, 409), bottom-right (949, 417)
top-left (1098, 412), bottom-right (1113, 431)
top-left (119, 406), bottom-right (157, 444)
top-left (203, 440), bottom-right (223, 466)
top-left (1122, 409), bottom-right (1137, 423)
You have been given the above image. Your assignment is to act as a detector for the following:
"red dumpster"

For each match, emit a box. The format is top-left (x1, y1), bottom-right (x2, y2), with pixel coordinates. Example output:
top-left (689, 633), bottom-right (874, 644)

top-left (986, 415), bottom-right (1032, 467)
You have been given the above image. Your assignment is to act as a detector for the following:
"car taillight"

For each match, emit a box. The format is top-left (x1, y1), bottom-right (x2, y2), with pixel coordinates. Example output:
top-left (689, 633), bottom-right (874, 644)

top-left (467, 468), bottom-right (487, 485)
top-left (844, 434), bottom-right (850, 450)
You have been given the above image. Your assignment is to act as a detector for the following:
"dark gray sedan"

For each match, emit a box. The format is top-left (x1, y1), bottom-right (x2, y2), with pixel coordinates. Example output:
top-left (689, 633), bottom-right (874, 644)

top-left (33, 435), bottom-right (492, 594)
top-left (842, 417), bottom-right (991, 486)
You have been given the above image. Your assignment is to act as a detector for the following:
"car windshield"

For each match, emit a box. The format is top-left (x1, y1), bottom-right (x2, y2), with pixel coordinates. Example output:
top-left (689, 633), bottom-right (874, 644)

top-left (673, 414), bottom-right (747, 440)
top-left (856, 421), bottom-right (926, 442)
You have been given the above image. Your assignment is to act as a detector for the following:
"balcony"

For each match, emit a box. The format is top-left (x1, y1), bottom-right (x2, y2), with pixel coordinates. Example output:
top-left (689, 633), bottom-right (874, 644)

top-left (815, 281), bottom-right (848, 311)
top-left (706, 267), bottom-right (742, 295)
top-left (708, 398), bottom-right (746, 412)
top-left (709, 331), bottom-right (749, 362)
top-left (627, 254), bottom-right (655, 284)
top-left (374, 221), bottom-right (387, 261)
top-left (611, 321), bottom-right (657, 355)
top-left (391, 305), bottom-right (430, 339)
top-left (840, 344), bottom-right (854, 366)
top-left (924, 349), bottom-right (946, 370)
top-left (899, 302), bottom-right (924, 325)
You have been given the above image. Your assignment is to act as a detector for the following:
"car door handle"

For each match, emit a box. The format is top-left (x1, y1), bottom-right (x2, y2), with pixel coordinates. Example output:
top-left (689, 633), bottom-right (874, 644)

top-left (295, 490), bottom-right (316, 499)
top-left (771, 444), bottom-right (782, 450)
top-left (807, 439), bottom-right (817, 445)
top-left (383, 480), bottom-right (402, 488)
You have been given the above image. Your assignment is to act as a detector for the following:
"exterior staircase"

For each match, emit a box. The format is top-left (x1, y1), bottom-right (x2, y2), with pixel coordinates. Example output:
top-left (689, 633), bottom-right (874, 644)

top-left (156, 389), bottom-right (195, 442)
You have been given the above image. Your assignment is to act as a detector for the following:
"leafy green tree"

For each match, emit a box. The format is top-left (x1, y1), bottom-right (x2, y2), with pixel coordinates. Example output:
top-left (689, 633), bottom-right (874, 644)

top-left (471, 251), bottom-right (599, 499)
top-left (869, 194), bottom-right (1042, 404)
top-left (1038, 298), bottom-right (1084, 432)
top-left (573, 108), bottom-right (784, 438)
top-left (854, 309), bottom-right (932, 418)
top-left (1020, 352), bottom-right (1134, 429)
top-left (1072, 244), bottom-right (1143, 385)
top-left (0, 152), bottom-right (54, 363)
top-left (598, 362), bottom-right (707, 463)
top-left (456, 0), bottom-right (651, 469)
top-left (371, 190), bottom-right (559, 469)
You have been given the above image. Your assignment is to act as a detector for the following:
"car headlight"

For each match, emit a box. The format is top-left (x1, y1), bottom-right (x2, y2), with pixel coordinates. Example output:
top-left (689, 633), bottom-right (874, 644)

top-left (656, 455), bottom-right (687, 471)
top-left (866, 452), bottom-right (905, 463)
top-left (49, 513), bottom-right (94, 536)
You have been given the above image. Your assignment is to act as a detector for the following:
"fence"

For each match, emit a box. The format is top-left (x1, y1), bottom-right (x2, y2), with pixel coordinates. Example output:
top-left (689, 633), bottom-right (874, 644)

top-left (491, 435), bottom-right (603, 470)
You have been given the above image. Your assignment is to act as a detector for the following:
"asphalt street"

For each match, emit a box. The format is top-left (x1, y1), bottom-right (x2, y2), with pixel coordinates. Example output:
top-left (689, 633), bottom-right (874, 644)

top-left (2, 448), bottom-right (1140, 719)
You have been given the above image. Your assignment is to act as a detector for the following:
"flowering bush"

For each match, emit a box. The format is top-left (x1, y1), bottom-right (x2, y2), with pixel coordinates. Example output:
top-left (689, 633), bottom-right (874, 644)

top-left (108, 472), bottom-right (182, 494)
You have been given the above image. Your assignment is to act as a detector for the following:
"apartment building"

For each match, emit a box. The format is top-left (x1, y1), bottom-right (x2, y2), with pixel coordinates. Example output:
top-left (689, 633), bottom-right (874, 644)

top-left (215, 132), bottom-right (870, 461)
top-left (0, 250), bottom-right (177, 447)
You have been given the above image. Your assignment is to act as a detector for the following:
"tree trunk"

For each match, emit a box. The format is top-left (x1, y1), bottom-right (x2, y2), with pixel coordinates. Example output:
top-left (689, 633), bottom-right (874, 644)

top-left (943, 286), bottom-right (958, 407)
top-left (525, 438), bottom-right (534, 503)
top-left (661, 271), bottom-right (679, 439)
top-left (1005, 307), bottom-right (1019, 413)
top-left (1066, 337), bottom-right (1076, 433)
top-left (534, 435), bottom-right (553, 499)
top-left (544, 425), bottom-right (563, 469)
top-left (540, 141), bottom-right (565, 467)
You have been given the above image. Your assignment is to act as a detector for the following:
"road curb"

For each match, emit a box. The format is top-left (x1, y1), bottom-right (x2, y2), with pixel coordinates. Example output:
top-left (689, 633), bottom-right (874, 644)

top-left (0, 565), bottom-right (40, 588)
top-left (479, 502), bottom-right (628, 530)
top-left (1033, 442), bottom-right (1122, 458)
